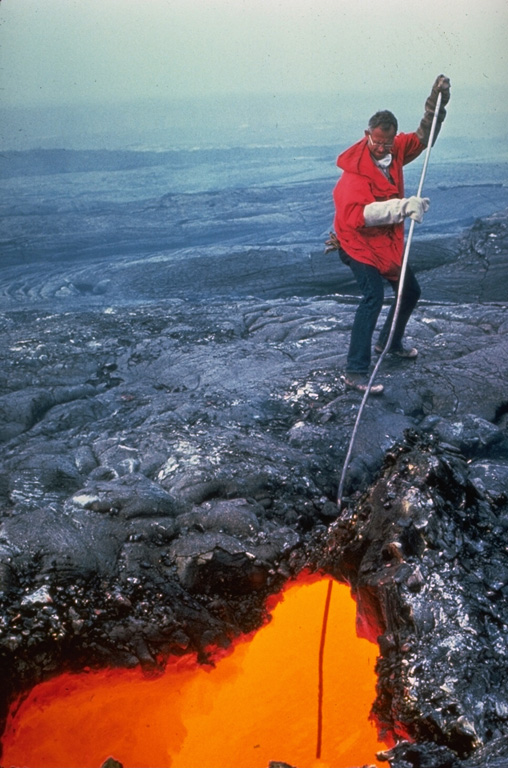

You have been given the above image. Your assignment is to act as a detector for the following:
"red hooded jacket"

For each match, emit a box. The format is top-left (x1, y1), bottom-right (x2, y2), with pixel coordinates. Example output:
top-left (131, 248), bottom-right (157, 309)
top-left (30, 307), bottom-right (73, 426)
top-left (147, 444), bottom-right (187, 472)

top-left (333, 132), bottom-right (425, 280)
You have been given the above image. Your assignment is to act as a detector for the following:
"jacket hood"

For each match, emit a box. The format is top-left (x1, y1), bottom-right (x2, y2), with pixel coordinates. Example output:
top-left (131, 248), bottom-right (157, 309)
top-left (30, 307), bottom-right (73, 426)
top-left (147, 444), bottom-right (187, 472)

top-left (337, 137), bottom-right (396, 197)
top-left (336, 137), bottom-right (371, 174)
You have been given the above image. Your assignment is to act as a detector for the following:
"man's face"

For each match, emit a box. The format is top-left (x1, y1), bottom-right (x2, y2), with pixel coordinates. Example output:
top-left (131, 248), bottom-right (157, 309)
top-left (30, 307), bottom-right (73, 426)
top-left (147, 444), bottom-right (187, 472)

top-left (365, 126), bottom-right (396, 160)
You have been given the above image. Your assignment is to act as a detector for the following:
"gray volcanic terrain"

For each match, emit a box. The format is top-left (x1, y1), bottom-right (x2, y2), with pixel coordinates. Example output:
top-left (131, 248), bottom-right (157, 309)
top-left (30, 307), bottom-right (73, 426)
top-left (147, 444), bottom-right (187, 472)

top-left (0, 146), bottom-right (507, 767)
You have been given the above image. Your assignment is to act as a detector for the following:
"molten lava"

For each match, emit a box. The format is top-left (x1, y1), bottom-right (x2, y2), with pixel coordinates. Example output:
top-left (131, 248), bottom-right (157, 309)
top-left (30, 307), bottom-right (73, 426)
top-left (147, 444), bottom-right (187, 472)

top-left (2, 577), bottom-right (389, 768)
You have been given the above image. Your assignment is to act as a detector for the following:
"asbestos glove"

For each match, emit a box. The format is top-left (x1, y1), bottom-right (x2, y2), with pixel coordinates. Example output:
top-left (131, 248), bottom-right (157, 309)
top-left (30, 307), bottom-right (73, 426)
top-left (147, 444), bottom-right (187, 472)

top-left (416, 74), bottom-right (451, 146)
top-left (364, 196), bottom-right (430, 226)
top-left (402, 195), bottom-right (430, 223)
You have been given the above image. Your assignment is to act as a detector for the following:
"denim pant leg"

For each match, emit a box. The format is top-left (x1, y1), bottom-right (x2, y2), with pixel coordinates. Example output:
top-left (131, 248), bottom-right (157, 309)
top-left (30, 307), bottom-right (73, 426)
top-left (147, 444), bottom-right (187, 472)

top-left (378, 264), bottom-right (422, 350)
top-left (345, 258), bottom-right (385, 374)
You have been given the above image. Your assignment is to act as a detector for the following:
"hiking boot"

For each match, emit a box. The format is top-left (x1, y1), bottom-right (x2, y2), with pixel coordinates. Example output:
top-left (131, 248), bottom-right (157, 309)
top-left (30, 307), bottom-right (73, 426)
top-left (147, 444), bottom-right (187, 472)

top-left (375, 344), bottom-right (418, 359)
top-left (344, 374), bottom-right (384, 395)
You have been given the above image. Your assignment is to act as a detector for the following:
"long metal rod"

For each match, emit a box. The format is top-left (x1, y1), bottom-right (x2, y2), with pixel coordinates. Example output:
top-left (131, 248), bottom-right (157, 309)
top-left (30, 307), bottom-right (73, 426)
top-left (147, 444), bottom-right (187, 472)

top-left (316, 578), bottom-right (333, 759)
top-left (337, 92), bottom-right (443, 509)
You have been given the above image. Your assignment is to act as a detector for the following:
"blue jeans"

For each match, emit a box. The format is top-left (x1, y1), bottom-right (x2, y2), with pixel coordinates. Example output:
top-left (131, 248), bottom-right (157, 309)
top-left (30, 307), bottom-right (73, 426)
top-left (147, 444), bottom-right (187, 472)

top-left (341, 251), bottom-right (421, 374)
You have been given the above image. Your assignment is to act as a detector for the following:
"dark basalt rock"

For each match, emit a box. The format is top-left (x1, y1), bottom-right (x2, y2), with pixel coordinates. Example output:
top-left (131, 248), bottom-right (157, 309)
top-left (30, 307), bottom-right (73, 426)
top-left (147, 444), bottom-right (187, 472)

top-left (0, 210), bottom-right (507, 766)
top-left (317, 430), bottom-right (508, 765)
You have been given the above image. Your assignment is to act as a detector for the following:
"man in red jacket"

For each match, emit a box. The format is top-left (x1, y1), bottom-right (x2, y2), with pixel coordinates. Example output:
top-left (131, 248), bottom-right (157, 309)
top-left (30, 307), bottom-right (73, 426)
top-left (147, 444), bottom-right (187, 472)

top-left (330, 75), bottom-right (450, 394)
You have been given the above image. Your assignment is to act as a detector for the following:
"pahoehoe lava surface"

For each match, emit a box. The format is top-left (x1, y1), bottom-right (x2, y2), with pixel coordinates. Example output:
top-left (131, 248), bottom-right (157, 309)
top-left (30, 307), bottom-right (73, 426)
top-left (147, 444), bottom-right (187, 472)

top-left (0, 174), bottom-right (508, 766)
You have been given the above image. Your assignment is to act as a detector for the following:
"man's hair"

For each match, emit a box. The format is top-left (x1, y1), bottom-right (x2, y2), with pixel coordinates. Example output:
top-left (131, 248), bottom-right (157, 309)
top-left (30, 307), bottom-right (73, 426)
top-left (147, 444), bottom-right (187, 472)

top-left (368, 110), bottom-right (398, 132)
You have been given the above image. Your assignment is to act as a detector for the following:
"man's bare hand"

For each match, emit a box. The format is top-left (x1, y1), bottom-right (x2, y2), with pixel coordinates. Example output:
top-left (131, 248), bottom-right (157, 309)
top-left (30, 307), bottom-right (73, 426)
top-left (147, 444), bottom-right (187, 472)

top-left (324, 232), bottom-right (340, 253)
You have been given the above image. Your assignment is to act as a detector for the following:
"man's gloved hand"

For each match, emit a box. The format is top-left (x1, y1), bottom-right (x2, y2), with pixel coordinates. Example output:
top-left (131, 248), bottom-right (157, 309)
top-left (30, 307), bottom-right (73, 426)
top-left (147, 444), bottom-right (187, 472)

top-left (402, 196), bottom-right (430, 223)
top-left (416, 74), bottom-right (451, 146)
top-left (363, 196), bottom-right (430, 226)
top-left (433, 75), bottom-right (451, 105)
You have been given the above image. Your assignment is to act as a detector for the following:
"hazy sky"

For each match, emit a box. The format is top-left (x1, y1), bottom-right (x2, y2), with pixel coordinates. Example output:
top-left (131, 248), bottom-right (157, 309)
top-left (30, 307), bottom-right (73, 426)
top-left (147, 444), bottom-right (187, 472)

top-left (1, 0), bottom-right (506, 105)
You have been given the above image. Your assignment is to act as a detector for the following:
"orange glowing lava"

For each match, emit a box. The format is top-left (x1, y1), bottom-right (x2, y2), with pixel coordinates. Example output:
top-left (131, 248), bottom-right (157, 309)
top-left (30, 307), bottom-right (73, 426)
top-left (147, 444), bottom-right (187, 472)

top-left (2, 577), bottom-right (389, 768)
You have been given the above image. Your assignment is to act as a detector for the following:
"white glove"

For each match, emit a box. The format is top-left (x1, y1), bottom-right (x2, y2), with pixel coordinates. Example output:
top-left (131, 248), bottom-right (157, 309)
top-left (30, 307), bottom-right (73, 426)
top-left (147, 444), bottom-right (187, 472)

top-left (364, 196), bottom-right (430, 226)
top-left (402, 196), bottom-right (430, 223)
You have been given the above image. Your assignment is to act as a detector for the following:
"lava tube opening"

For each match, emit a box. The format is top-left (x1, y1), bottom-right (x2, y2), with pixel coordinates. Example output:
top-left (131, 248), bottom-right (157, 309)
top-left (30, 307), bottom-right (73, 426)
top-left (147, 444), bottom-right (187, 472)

top-left (1, 576), bottom-right (390, 768)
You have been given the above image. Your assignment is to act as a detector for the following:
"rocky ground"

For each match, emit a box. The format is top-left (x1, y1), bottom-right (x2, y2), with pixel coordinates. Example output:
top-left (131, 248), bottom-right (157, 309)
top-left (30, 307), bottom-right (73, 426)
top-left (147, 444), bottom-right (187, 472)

top-left (0, 209), bottom-right (507, 767)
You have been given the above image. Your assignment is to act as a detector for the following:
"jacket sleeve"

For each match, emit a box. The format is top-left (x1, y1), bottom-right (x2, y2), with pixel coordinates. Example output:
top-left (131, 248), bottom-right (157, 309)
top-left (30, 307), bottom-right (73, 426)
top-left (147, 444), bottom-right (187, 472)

top-left (334, 174), bottom-right (374, 230)
top-left (396, 132), bottom-right (426, 166)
